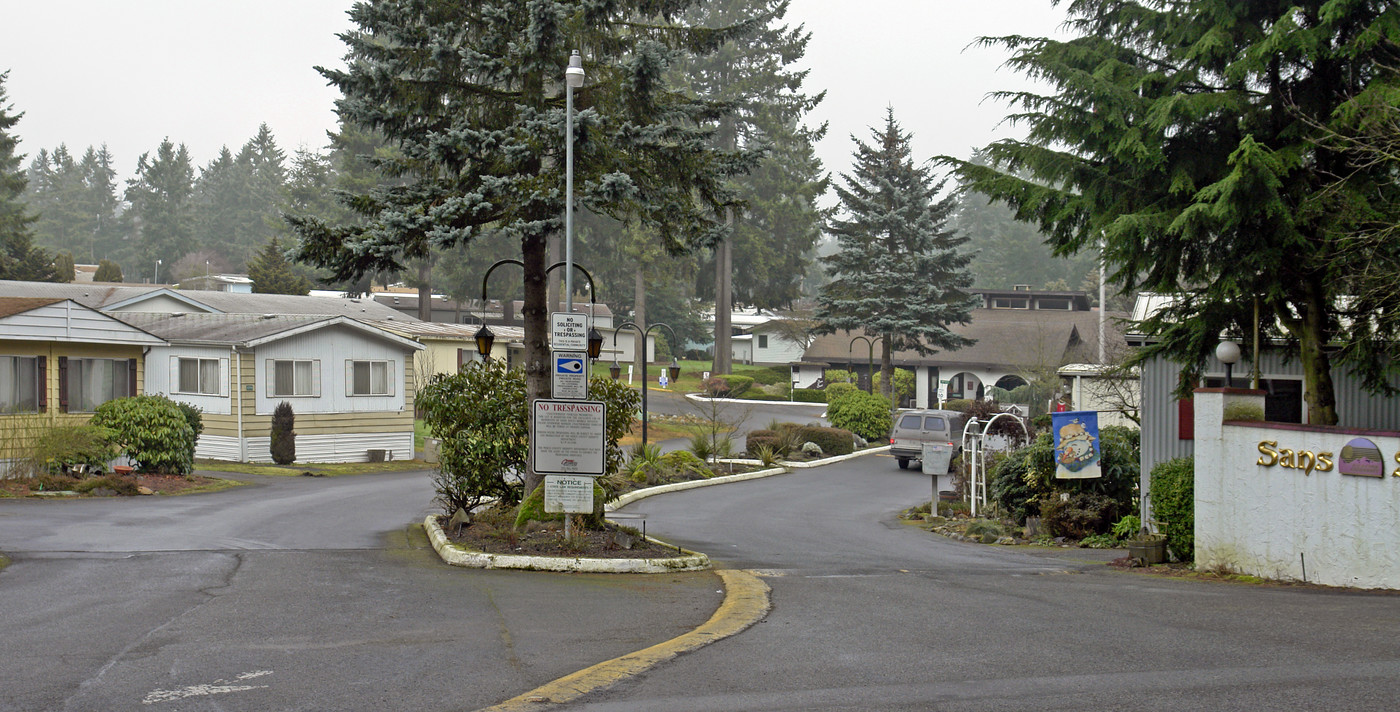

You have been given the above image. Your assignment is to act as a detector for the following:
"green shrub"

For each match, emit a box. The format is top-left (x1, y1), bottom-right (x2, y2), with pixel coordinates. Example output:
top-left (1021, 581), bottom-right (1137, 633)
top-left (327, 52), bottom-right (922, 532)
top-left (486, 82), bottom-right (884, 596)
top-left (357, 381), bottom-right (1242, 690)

top-left (941, 399), bottom-right (973, 412)
top-left (792, 388), bottom-right (826, 403)
top-left (689, 431), bottom-right (713, 461)
top-left (174, 401), bottom-right (204, 438)
top-left (744, 429), bottom-right (781, 455)
top-left (822, 369), bottom-right (857, 385)
top-left (826, 390), bottom-right (892, 442)
top-left (824, 382), bottom-right (859, 404)
top-left (794, 425), bottom-right (855, 456)
top-left (1150, 457), bottom-right (1194, 561)
top-left (988, 426), bottom-right (1142, 526)
top-left (871, 368), bottom-right (916, 405)
top-left (91, 395), bottom-right (196, 475)
top-left (1040, 492), bottom-right (1123, 539)
top-left (749, 366), bottom-right (790, 386)
top-left (270, 401), bottom-right (296, 465)
top-left (717, 374), bottom-right (753, 397)
top-left (73, 475), bottom-right (141, 496)
top-left (661, 450), bottom-right (710, 478)
top-left (27, 423), bottom-right (118, 475)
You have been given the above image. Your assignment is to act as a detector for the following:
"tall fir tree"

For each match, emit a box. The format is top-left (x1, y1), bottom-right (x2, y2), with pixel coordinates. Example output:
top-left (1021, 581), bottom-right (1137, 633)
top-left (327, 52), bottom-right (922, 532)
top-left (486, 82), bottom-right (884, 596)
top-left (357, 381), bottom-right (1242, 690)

top-left (248, 237), bottom-right (311, 295)
top-left (124, 138), bottom-right (195, 281)
top-left (288, 0), bottom-right (756, 501)
top-left (0, 71), bottom-right (55, 282)
top-left (78, 146), bottom-right (123, 264)
top-left (676, 0), bottom-right (826, 373)
top-left (941, 0), bottom-right (1400, 426)
top-left (816, 109), bottom-right (976, 402)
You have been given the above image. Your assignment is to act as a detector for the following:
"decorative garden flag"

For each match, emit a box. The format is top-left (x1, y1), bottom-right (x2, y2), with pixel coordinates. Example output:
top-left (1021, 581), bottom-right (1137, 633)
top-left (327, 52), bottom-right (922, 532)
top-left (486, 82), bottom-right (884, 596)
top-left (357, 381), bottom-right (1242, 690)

top-left (1052, 410), bottom-right (1102, 479)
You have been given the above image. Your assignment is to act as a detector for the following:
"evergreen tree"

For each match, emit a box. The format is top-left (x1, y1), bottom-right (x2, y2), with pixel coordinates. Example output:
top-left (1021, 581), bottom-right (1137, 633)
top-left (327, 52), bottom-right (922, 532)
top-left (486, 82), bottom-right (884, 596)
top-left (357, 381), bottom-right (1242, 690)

top-left (816, 109), bottom-right (976, 403)
top-left (248, 237), bottom-right (311, 295)
top-left (53, 251), bottom-right (75, 282)
top-left (0, 71), bottom-right (55, 282)
top-left (288, 0), bottom-right (755, 500)
top-left (27, 144), bottom-right (87, 255)
top-left (193, 146), bottom-right (252, 266)
top-left (124, 138), bottom-right (195, 279)
top-left (93, 258), bottom-right (123, 282)
top-left (78, 146), bottom-right (123, 263)
top-left (677, 0), bottom-right (826, 373)
top-left (941, 0), bottom-right (1400, 425)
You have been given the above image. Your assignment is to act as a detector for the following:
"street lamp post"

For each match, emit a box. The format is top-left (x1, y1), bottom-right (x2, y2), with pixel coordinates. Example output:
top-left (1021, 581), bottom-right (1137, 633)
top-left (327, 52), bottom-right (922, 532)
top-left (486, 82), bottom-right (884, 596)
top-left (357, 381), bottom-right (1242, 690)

top-left (476, 258), bottom-right (603, 362)
top-left (848, 335), bottom-right (874, 394)
top-left (610, 321), bottom-right (680, 446)
top-left (564, 50), bottom-right (584, 314)
top-left (154, 259), bottom-right (162, 285)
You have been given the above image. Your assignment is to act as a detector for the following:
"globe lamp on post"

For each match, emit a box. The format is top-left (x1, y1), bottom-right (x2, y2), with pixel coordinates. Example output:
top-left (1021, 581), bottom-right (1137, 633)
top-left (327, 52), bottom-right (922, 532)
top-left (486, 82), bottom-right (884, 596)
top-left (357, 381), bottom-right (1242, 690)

top-left (1216, 340), bottom-right (1241, 388)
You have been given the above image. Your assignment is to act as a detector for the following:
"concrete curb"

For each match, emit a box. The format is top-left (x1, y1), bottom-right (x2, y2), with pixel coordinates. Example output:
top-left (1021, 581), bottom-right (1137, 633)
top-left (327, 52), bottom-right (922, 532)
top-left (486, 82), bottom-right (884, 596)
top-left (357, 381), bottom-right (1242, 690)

top-left (606, 445), bottom-right (890, 510)
top-left (683, 392), bottom-right (828, 407)
top-left (424, 515), bottom-right (711, 573)
top-left (479, 569), bottom-right (771, 712)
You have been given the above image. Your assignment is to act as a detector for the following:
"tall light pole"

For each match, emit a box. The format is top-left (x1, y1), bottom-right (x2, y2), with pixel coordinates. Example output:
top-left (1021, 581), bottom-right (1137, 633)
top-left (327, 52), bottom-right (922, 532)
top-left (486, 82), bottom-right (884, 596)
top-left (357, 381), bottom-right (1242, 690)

top-left (154, 259), bottom-right (162, 285)
top-left (849, 335), bottom-right (875, 394)
top-left (564, 50), bottom-right (584, 314)
top-left (610, 321), bottom-right (680, 446)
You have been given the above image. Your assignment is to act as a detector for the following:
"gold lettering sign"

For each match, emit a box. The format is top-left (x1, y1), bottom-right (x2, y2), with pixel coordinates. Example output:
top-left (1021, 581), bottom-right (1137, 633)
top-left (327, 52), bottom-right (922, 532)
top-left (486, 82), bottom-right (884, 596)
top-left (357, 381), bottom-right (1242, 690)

top-left (1256, 440), bottom-right (1333, 476)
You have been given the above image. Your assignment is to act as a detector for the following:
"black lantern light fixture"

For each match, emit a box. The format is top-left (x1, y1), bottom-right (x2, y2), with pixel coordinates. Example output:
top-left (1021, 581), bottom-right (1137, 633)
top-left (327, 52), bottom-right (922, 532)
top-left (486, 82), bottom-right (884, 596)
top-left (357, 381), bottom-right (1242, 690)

top-left (474, 324), bottom-right (495, 358)
top-left (609, 359), bottom-right (622, 381)
top-left (588, 326), bottom-right (604, 360)
top-left (610, 321), bottom-right (679, 445)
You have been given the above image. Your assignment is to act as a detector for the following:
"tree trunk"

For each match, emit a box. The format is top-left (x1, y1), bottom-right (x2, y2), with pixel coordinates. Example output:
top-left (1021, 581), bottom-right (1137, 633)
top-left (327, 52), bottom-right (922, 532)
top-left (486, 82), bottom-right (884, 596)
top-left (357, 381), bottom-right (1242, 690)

top-left (417, 258), bottom-right (432, 322)
top-left (633, 265), bottom-right (647, 379)
top-left (548, 232), bottom-right (562, 311)
top-left (713, 233), bottom-right (732, 375)
top-left (522, 232), bottom-right (552, 499)
top-left (1291, 283), bottom-right (1339, 426)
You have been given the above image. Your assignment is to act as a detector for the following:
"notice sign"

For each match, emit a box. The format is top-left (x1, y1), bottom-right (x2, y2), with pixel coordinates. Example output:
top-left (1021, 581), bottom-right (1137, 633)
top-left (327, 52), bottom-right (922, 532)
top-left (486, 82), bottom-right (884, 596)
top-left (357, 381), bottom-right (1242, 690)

top-left (532, 399), bottom-right (606, 475)
top-left (551, 312), bottom-right (589, 351)
top-left (544, 475), bottom-right (595, 513)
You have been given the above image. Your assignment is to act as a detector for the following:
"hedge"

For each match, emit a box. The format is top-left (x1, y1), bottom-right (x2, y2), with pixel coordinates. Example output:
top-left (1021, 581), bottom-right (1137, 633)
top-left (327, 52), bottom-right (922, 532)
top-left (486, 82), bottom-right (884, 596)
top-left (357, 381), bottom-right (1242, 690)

top-left (792, 389), bottom-right (827, 403)
top-left (1150, 457), bottom-right (1194, 560)
top-left (793, 425), bottom-right (855, 456)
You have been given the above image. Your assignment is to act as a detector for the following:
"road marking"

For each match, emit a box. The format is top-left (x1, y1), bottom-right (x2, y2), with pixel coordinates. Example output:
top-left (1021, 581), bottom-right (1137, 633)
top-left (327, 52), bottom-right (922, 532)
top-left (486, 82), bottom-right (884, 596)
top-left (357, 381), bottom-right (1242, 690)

top-left (142, 670), bottom-right (272, 705)
top-left (479, 569), bottom-right (770, 711)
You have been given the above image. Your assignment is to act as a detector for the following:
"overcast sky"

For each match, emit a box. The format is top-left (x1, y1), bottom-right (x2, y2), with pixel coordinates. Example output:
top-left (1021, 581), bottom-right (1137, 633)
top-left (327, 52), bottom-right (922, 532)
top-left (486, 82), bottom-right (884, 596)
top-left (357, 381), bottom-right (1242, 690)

top-left (1, 1), bottom-right (1068, 191)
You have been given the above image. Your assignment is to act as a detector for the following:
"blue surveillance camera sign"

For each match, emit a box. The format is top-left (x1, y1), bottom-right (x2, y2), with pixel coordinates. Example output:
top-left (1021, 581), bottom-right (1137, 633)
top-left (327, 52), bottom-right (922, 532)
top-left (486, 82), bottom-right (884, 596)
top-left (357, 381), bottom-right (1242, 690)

top-left (552, 351), bottom-right (588, 400)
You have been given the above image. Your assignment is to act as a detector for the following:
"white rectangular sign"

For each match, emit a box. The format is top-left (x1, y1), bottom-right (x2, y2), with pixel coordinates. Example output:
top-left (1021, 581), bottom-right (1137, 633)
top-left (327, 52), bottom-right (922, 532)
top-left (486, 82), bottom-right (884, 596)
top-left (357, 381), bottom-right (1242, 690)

top-left (544, 475), bottom-right (594, 513)
top-left (552, 350), bottom-right (588, 400)
top-left (532, 399), bottom-right (606, 476)
top-left (551, 312), bottom-right (589, 351)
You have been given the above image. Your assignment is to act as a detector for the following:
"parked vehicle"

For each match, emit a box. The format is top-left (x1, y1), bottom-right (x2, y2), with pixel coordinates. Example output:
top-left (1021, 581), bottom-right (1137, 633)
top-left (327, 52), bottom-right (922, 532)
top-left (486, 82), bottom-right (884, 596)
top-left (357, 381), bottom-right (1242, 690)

top-left (889, 409), bottom-right (967, 471)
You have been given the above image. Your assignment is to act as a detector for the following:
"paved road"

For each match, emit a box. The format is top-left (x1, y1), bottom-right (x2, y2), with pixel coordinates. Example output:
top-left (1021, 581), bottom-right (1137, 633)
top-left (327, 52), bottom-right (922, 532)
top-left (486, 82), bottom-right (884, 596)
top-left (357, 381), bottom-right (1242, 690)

top-left (586, 451), bottom-right (1400, 711)
top-left (641, 389), bottom-right (831, 455)
top-left (0, 471), bottom-right (721, 711)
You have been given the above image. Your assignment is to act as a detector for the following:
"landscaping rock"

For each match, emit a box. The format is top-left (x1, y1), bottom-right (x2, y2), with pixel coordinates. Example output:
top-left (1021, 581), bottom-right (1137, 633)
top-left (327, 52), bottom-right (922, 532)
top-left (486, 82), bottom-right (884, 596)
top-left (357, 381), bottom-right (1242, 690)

top-left (801, 442), bottom-right (823, 457)
top-left (854, 434), bottom-right (868, 448)
top-left (136, 486), bottom-right (155, 495)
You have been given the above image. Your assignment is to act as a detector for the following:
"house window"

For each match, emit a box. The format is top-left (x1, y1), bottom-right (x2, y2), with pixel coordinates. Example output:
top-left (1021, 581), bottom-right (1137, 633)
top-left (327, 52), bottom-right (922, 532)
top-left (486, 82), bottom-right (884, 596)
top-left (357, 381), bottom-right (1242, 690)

top-left (350, 360), bottom-right (391, 396)
top-left (757, 334), bottom-right (769, 349)
top-left (0, 355), bottom-right (41, 413)
top-left (1037, 298), bottom-right (1072, 310)
top-left (992, 297), bottom-right (1030, 309)
top-left (65, 358), bottom-right (131, 412)
top-left (177, 358), bottom-right (221, 395)
top-left (272, 360), bottom-right (318, 397)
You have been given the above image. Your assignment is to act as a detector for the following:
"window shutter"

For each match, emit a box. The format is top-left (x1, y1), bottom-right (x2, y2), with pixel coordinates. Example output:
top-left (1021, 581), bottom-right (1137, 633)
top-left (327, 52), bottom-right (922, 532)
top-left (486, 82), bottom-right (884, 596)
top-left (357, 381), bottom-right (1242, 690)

top-left (58, 356), bottom-right (68, 413)
top-left (312, 360), bottom-right (321, 397)
top-left (220, 358), bottom-right (229, 397)
top-left (458, 348), bottom-right (466, 371)
top-left (171, 356), bottom-right (181, 393)
top-left (346, 360), bottom-right (355, 397)
top-left (128, 359), bottom-right (138, 396)
top-left (266, 360), bottom-right (275, 398)
top-left (388, 361), bottom-right (396, 397)
top-left (37, 356), bottom-right (47, 410)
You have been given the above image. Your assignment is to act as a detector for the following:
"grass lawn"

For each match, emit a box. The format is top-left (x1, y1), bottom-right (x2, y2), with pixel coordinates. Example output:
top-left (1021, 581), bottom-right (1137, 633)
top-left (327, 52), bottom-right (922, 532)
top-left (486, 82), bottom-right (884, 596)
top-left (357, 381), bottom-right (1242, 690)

top-left (195, 460), bottom-right (432, 477)
top-left (589, 359), bottom-right (790, 396)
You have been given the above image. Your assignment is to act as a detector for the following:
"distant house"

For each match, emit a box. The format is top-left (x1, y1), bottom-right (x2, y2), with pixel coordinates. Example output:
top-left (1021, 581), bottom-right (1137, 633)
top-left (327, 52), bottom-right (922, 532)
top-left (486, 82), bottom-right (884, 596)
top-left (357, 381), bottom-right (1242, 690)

top-left (113, 313), bottom-right (423, 464)
top-left (179, 274), bottom-right (254, 293)
top-left (798, 288), bottom-right (1121, 409)
top-left (364, 319), bottom-right (526, 381)
top-left (0, 298), bottom-right (165, 472)
top-left (0, 280), bottom-right (409, 320)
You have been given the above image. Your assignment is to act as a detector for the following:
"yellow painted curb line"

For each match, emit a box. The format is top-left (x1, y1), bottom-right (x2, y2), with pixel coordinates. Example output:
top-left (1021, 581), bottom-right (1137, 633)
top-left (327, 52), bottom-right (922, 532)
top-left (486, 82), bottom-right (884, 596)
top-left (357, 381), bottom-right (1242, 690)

top-left (478, 569), bottom-right (771, 711)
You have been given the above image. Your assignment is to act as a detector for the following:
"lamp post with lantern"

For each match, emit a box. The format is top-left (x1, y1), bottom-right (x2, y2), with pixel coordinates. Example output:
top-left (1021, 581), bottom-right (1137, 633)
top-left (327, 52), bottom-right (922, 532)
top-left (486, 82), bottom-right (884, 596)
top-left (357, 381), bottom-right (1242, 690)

top-left (609, 321), bottom-right (680, 446)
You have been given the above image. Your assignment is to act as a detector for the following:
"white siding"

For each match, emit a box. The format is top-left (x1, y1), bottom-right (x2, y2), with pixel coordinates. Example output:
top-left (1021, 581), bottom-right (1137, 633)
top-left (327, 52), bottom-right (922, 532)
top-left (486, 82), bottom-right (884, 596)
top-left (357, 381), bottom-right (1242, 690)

top-left (144, 345), bottom-right (233, 415)
top-left (0, 301), bottom-right (164, 345)
top-left (255, 325), bottom-right (411, 416)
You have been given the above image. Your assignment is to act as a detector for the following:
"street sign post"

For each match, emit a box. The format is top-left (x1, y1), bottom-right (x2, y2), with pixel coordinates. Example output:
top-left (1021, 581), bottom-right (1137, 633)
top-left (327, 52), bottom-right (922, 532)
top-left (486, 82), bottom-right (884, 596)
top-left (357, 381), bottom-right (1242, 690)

top-left (551, 312), bottom-right (589, 351)
top-left (532, 399), bottom-right (606, 476)
top-left (552, 350), bottom-right (588, 400)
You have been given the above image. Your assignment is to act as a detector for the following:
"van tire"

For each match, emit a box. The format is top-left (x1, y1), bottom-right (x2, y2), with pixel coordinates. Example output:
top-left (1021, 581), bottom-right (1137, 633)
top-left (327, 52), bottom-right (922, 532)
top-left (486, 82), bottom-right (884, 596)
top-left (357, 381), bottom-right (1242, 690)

top-left (897, 458), bottom-right (910, 470)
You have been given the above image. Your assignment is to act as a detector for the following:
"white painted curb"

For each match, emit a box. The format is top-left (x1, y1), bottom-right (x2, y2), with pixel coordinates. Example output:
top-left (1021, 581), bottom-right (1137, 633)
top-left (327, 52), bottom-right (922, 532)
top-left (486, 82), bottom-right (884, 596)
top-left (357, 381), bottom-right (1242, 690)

top-left (425, 515), bottom-right (711, 573)
top-left (606, 445), bottom-right (890, 508)
top-left (683, 393), bottom-right (829, 408)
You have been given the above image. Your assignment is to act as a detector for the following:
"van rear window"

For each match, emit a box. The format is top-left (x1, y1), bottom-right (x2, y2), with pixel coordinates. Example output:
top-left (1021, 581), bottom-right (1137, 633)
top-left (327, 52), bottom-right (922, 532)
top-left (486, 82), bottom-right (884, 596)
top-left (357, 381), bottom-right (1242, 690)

top-left (924, 416), bottom-right (946, 430)
top-left (898, 415), bottom-right (922, 429)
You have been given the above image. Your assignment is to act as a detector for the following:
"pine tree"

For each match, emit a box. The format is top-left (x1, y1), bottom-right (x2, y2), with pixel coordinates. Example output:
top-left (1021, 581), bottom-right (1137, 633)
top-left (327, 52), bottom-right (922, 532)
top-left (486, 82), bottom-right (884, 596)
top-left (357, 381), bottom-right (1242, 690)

top-left (941, 0), bottom-right (1400, 425)
top-left (677, 0), bottom-right (827, 372)
top-left (27, 144), bottom-right (87, 255)
top-left (78, 146), bottom-right (122, 263)
top-left (124, 138), bottom-right (195, 280)
top-left (53, 251), bottom-right (75, 282)
top-left (816, 109), bottom-right (976, 402)
top-left (248, 237), bottom-right (311, 295)
top-left (93, 259), bottom-right (123, 282)
top-left (288, 0), bottom-right (756, 500)
top-left (0, 71), bottom-right (55, 282)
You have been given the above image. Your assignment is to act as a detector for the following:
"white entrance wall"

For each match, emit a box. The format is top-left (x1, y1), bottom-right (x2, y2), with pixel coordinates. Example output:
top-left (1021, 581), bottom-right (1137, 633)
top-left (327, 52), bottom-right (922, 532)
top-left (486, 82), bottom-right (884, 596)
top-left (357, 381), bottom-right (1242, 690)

top-left (1193, 388), bottom-right (1400, 589)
